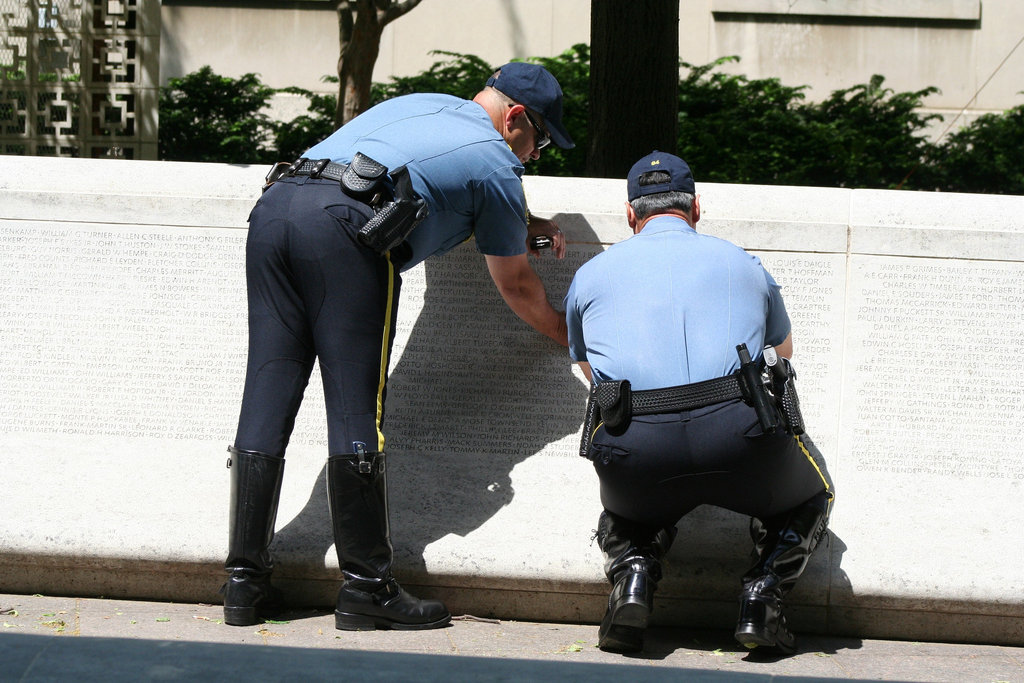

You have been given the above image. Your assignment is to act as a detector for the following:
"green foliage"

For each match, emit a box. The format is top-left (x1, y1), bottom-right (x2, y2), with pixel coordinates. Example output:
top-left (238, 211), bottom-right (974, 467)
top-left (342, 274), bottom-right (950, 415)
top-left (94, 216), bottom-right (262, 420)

top-left (521, 45), bottom-right (590, 178)
top-left (371, 50), bottom-right (495, 103)
top-left (917, 101), bottom-right (1024, 195)
top-left (160, 56), bottom-right (1024, 194)
top-left (804, 75), bottom-right (940, 189)
top-left (272, 84), bottom-right (338, 161)
top-left (676, 59), bottom-right (942, 190)
top-left (677, 57), bottom-right (813, 185)
top-left (158, 66), bottom-right (278, 163)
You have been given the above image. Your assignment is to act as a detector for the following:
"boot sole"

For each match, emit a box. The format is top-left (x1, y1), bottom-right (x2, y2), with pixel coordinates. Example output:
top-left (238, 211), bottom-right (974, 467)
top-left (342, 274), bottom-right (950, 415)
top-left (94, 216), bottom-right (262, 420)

top-left (598, 600), bottom-right (649, 652)
top-left (734, 622), bottom-right (797, 654)
top-left (335, 610), bottom-right (452, 631)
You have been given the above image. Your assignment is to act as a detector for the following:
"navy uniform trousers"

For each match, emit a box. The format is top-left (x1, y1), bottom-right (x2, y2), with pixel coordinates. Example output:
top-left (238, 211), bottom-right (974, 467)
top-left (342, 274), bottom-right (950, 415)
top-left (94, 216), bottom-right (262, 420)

top-left (589, 397), bottom-right (833, 528)
top-left (234, 176), bottom-right (402, 458)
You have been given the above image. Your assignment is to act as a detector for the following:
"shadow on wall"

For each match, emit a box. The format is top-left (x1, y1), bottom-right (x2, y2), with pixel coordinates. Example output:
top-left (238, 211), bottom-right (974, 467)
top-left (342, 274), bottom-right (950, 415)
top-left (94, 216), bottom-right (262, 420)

top-left (268, 213), bottom-right (849, 619)
top-left (271, 213), bottom-right (601, 583)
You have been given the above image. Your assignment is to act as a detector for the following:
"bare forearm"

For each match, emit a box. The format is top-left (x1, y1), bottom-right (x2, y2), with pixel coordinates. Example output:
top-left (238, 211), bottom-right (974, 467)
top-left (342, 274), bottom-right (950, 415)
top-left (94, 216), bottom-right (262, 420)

top-left (500, 277), bottom-right (568, 346)
top-left (486, 253), bottom-right (568, 346)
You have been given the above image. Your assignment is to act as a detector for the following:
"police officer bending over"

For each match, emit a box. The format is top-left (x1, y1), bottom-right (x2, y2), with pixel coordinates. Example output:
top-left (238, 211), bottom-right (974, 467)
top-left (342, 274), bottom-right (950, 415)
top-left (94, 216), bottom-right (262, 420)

top-left (222, 62), bottom-right (574, 631)
top-left (564, 151), bottom-right (834, 654)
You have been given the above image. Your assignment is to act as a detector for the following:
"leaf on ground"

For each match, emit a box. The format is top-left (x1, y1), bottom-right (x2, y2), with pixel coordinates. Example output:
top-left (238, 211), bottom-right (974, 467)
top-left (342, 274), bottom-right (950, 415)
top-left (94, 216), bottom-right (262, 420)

top-left (155, 618), bottom-right (171, 622)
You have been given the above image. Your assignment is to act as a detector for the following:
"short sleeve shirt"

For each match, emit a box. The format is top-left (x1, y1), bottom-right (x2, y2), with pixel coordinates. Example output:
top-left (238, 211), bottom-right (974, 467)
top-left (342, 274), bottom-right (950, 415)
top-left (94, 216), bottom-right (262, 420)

top-left (564, 215), bottom-right (791, 389)
top-left (304, 93), bottom-right (528, 271)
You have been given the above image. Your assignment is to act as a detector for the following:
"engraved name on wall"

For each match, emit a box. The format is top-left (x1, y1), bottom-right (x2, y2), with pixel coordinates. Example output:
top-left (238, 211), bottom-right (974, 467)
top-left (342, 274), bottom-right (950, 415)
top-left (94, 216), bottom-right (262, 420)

top-left (845, 255), bottom-right (1024, 482)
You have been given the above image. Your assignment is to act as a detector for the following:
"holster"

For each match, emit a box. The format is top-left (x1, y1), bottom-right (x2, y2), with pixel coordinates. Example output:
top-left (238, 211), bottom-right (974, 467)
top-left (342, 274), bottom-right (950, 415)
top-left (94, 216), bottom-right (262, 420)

top-left (737, 344), bottom-right (781, 435)
top-left (770, 357), bottom-right (805, 435)
top-left (356, 164), bottom-right (428, 255)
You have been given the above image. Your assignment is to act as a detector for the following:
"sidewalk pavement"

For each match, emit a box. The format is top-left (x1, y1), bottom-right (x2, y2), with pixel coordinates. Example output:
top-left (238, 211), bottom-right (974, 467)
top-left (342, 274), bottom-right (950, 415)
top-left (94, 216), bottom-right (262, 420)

top-left (1, 593), bottom-right (1021, 682)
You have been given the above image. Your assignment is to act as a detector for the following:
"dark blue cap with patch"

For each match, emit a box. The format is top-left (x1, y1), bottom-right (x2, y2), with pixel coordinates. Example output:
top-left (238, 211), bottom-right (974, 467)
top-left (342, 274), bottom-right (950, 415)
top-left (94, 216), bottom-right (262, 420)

top-left (627, 150), bottom-right (695, 201)
top-left (486, 62), bottom-right (575, 150)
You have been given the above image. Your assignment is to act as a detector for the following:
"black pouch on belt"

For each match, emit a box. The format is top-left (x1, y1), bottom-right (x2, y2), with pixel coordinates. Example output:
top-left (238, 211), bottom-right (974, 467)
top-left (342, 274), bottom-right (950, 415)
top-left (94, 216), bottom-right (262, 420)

top-left (341, 152), bottom-right (389, 204)
top-left (595, 379), bottom-right (632, 436)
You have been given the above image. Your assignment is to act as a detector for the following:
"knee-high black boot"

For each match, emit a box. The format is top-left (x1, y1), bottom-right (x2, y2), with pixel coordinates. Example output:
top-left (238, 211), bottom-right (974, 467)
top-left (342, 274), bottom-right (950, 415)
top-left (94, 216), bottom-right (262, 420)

top-left (594, 510), bottom-right (676, 653)
top-left (734, 489), bottom-right (831, 653)
top-left (221, 446), bottom-right (285, 626)
top-left (327, 449), bottom-right (450, 631)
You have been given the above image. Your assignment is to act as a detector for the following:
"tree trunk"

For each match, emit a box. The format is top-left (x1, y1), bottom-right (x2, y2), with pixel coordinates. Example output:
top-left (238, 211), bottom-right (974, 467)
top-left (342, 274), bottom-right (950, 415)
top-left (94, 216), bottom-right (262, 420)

top-left (335, 0), bottom-right (423, 128)
top-left (587, 0), bottom-right (679, 178)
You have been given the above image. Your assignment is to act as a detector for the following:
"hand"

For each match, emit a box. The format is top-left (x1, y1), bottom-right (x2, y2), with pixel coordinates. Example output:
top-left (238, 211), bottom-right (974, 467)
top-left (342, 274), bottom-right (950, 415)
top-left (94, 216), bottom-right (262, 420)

top-left (526, 216), bottom-right (567, 259)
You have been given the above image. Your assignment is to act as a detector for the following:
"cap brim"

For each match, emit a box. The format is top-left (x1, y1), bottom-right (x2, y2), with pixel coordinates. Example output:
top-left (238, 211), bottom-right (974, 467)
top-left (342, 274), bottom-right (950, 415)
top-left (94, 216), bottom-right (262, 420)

top-left (543, 117), bottom-right (575, 150)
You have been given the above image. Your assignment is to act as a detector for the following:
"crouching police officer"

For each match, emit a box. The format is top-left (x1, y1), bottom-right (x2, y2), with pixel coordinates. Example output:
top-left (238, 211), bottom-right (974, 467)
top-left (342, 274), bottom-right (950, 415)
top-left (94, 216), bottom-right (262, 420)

top-left (222, 62), bottom-right (575, 631)
top-left (564, 151), bottom-right (834, 654)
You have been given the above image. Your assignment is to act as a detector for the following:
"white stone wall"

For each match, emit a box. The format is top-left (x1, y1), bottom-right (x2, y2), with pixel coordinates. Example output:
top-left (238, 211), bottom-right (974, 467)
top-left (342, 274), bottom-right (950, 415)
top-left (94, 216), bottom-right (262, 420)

top-left (1, 156), bottom-right (1022, 644)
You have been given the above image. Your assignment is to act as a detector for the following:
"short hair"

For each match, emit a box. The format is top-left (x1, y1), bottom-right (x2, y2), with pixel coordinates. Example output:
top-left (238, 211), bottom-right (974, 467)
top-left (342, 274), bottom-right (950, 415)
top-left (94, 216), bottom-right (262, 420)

top-left (629, 171), bottom-right (694, 220)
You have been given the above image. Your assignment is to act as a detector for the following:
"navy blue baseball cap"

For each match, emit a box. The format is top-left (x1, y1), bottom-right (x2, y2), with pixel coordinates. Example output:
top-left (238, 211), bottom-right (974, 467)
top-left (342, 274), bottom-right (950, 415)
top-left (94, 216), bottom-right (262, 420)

top-left (486, 62), bottom-right (575, 149)
top-left (627, 151), bottom-right (695, 201)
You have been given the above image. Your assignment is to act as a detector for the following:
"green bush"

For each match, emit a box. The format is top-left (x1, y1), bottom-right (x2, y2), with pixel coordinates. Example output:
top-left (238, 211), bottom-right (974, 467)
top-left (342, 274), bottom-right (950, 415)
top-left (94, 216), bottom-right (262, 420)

top-left (158, 66), bottom-right (278, 164)
top-left (803, 75), bottom-right (940, 189)
top-left (676, 57), bottom-right (815, 186)
top-left (273, 84), bottom-right (338, 162)
top-left (159, 55), bottom-right (1024, 194)
top-left (917, 102), bottom-right (1024, 195)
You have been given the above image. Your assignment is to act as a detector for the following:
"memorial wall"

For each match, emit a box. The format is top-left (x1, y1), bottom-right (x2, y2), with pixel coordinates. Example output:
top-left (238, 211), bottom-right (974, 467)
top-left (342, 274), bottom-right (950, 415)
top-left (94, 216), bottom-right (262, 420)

top-left (0, 157), bottom-right (1021, 645)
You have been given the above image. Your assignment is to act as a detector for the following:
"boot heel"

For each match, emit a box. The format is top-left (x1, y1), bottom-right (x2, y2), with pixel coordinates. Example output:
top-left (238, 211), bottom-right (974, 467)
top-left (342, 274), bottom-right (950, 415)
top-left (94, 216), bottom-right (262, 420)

top-left (223, 605), bottom-right (258, 627)
top-left (335, 610), bottom-right (377, 631)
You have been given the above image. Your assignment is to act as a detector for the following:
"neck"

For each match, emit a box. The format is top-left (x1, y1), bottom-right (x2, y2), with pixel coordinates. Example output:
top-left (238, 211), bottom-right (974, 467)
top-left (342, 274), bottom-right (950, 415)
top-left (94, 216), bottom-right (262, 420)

top-left (635, 210), bottom-right (691, 234)
top-left (473, 90), bottom-right (506, 134)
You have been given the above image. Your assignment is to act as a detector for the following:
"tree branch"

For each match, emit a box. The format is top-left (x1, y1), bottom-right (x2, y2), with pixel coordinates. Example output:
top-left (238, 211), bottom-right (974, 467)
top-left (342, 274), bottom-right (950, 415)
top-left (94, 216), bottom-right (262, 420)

top-left (381, 0), bottom-right (423, 25)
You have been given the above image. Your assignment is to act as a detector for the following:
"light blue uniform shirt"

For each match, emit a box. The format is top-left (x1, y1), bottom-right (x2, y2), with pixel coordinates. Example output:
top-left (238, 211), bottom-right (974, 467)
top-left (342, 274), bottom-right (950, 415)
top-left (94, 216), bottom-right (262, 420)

top-left (564, 215), bottom-right (791, 390)
top-left (304, 93), bottom-right (528, 271)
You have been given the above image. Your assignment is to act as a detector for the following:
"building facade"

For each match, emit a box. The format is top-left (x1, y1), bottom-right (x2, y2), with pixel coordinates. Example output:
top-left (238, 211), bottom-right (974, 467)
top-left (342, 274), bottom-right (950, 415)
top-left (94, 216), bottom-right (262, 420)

top-left (161, 0), bottom-right (1023, 137)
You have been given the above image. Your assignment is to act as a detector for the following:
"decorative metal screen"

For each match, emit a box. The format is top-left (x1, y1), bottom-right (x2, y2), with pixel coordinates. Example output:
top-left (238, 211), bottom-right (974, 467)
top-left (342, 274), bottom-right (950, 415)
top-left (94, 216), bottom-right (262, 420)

top-left (0, 0), bottom-right (158, 159)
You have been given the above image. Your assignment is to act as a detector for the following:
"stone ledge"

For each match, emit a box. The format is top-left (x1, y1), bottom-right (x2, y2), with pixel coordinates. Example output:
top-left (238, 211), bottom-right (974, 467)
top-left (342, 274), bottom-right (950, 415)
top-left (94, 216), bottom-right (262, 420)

top-left (1, 157), bottom-right (1022, 646)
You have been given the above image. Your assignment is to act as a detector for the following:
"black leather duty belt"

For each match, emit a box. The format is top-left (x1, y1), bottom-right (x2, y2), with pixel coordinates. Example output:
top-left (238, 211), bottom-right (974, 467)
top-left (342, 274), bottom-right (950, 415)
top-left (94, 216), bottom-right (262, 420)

top-left (627, 373), bottom-right (744, 415)
top-left (289, 158), bottom-right (348, 182)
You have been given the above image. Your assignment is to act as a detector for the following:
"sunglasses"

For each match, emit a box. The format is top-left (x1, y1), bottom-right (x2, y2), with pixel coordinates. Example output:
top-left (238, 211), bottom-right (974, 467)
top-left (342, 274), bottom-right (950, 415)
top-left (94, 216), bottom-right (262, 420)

top-left (522, 109), bottom-right (551, 150)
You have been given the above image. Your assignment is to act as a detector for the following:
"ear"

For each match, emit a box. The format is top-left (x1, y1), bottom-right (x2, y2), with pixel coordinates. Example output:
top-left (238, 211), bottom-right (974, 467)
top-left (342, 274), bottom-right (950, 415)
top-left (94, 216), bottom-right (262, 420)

top-left (505, 103), bottom-right (525, 130)
top-left (625, 201), bottom-right (639, 233)
top-left (691, 194), bottom-right (701, 226)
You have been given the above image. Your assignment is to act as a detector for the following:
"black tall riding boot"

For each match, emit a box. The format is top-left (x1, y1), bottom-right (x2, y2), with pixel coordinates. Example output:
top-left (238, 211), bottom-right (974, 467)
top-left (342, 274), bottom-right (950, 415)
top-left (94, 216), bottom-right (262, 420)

top-left (734, 489), bottom-right (832, 654)
top-left (221, 446), bottom-right (285, 626)
top-left (327, 448), bottom-right (450, 631)
top-left (594, 510), bottom-right (676, 653)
